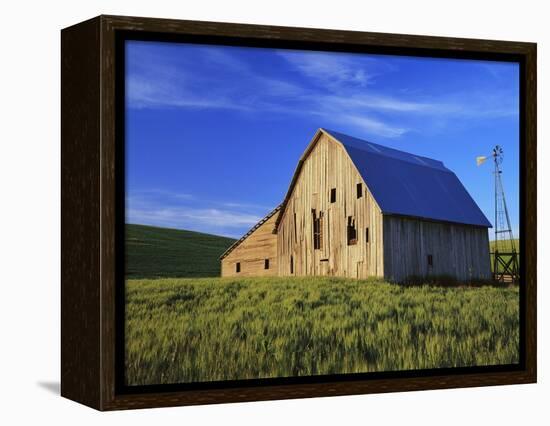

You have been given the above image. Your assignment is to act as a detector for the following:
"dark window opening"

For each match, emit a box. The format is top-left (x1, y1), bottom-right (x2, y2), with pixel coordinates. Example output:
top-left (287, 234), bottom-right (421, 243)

top-left (264, 259), bottom-right (270, 270)
top-left (365, 227), bottom-right (369, 243)
top-left (236, 262), bottom-right (241, 273)
top-left (427, 255), bottom-right (433, 267)
top-left (347, 216), bottom-right (357, 246)
top-left (312, 209), bottom-right (323, 250)
top-left (330, 188), bottom-right (336, 203)
top-left (290, 255), bottom-right (294, 274)
top-left (357, 183), bottom-right (363, 199)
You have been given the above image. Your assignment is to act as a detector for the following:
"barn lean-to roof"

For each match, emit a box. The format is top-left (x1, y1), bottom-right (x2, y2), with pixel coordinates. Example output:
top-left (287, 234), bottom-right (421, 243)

top-left (274, 128), bottom-right (492, 230)
top-left (219, 204), bottom-right (281, 260)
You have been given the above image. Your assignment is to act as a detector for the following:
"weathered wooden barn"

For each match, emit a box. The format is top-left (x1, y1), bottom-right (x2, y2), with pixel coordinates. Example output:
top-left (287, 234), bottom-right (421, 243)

top-left (220, 129), bottom-right (492, 282)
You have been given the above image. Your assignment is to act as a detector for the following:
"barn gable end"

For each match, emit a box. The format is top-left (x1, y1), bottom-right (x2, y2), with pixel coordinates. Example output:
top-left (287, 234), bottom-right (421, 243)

top-left (276, 131), bottom-right (384, 278)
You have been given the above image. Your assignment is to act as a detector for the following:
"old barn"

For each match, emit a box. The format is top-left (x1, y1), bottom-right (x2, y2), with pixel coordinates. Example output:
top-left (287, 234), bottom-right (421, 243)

top-left (220, 129), bottom-right (492, 282)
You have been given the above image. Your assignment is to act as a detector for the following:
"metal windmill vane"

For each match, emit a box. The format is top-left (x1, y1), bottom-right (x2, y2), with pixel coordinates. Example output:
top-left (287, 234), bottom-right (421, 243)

top-left (477, 145), bottom-right (519, 282)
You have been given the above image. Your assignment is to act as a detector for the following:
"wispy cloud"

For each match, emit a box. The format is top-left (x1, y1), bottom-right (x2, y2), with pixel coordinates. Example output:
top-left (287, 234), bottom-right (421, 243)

top-left (329, 93), bottom-right (436, 113)
top-left (126, 43), bottom-right (519, 139)
top-left (221, 201), bottom-right (274, 210)
top-left (128, 206), bottom-right (260, 229)
top-left (131, 189), bottom-right (194, 200)
top-left (126, 44), bottom-right (306, 112)
top-left (343, 115), bottom-right (408, 138)
top-left (277, 51), bottom-right (379, 88)
top-left (277, 49), bottom-right (518, 131)
top-left (125, 44), bottom-right (407, 138)
top-left (325, 91), bottom-right (518, 119)
top-left (126, 190), bottom-right (274, 238)
top-left (127, 74), bottom-right (252, 111)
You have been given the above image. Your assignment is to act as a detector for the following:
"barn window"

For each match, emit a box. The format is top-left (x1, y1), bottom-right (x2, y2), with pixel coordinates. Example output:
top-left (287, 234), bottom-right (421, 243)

top-left (347, 216), bottom-right (357, 245)
top-left (330, 188), bottom-right (336, 203)
top-left (290, 255), bottom-right (294, 274)
top-left (264, 259), bottom-right (270, 270)
top-left (365, 227), bottom-right (369, 243)
top-left (236, 262), bottom-right (241, 273)
top-left (357, 183), bottom-right (363, 199)
top-left (427, 255), bottom-right (433, 267)
top-left (312, 209), bottom-right (323, 250)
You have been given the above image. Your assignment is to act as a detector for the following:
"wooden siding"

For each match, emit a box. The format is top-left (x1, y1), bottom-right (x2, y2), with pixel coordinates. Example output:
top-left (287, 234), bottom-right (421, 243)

top-left (277, 133), bottom-right (384, 278)
top-left (221, 214), bottom-right (278, 277)
top-left (383, 215), bottom-right (491, 282)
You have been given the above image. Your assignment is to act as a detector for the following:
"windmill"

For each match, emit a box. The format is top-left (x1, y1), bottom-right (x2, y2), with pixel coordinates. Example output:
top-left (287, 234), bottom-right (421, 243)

top-left (477, 146), bottom-right (519, 283)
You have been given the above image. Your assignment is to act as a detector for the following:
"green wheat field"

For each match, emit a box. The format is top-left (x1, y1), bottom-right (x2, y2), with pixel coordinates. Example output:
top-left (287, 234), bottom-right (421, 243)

top-left (126, 276), bottom-right (519, 385)
top-left (125, 224), bottom-right (520, 386)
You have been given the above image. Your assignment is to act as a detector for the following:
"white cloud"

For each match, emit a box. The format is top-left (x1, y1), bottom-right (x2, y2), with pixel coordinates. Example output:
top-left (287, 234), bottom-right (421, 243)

top-left (344, 115), bottom-right (408, 138)
top-left (277, 51), bottom-right (377, 88)
top-left (125, 191), bottom-right (275, 237)
top-left (126, 203), bottom-right (263, 238)
top-left (127, 206), bottom-right (261, 228)
top-left (126, 44), bottom-right (519, 140)
top-left (131, 189), bottom-right (195, 200)
top-left (221, 201), bottom-right (274, 210)
top-left (126, 75), bottom-right (251, 111)
top-left (331, 94), bottom-right (436, 113)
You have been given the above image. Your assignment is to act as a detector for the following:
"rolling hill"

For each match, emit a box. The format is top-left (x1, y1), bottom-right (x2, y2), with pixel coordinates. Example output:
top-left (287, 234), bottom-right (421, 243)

top-left (126, 224), bottom-right (236, 279)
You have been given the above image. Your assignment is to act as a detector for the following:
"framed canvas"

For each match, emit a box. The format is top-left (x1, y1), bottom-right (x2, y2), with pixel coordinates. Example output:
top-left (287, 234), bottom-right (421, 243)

top-left (61, 15), bottom-right (537, 411)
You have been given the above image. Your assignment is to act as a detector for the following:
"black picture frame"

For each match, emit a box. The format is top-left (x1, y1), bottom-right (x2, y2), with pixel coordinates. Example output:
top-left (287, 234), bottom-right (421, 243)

top-left (61, 15), bottom-right (537, 411)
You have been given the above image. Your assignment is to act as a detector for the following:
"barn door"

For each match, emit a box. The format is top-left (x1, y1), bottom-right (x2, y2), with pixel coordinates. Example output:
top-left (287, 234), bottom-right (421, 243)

top-left (356, 261), bottom-right (363, 279)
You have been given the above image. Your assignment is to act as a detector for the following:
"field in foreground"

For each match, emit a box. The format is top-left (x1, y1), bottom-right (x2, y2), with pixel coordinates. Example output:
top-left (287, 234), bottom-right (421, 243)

top-left (125, 277), bottom-right (519, 385)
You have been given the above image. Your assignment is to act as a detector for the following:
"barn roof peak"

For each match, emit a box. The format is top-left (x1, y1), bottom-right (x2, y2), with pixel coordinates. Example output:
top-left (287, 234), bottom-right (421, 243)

top-left (321, 128), bottom-right (491, 228)
top-left (273, 128), bottom-right (491, 230)
top-left (321, 128), bottom-right (448, 171)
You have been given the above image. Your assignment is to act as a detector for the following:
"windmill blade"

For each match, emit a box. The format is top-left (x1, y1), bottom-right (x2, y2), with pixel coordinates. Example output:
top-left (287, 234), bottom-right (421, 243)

top-left (476, 156), bottom-right (488, 166)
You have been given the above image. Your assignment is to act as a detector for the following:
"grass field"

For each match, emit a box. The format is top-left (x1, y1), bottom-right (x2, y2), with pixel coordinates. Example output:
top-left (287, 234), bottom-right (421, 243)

top-left (489, 239), bottom-right (520, 272)
top-left (125, 276), bottom-right (520, 386)
top-left (489, 239), bottom-right (520, 252)
top-left (126, 224), bottom-right (235, 278)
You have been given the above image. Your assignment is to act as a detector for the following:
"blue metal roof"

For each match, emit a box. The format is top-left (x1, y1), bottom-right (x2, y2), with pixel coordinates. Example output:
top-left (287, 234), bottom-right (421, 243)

top-left (323, 129), bottom-right (492, 228)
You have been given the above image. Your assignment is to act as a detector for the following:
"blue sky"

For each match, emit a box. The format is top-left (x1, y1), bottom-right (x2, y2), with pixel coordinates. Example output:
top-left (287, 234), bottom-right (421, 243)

top-left (125, 40), bottom-right (520, 239)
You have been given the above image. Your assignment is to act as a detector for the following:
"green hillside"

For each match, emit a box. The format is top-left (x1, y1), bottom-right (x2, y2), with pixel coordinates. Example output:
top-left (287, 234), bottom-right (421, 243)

top-left (126, 224), bottom-right (236, 279)
top-left (489, 239), bottom-right (520, 252)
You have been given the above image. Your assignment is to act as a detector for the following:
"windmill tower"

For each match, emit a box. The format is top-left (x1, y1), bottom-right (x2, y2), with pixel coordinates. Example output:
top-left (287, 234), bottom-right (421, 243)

top-left (477, 146), bottom-right (519, 283)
